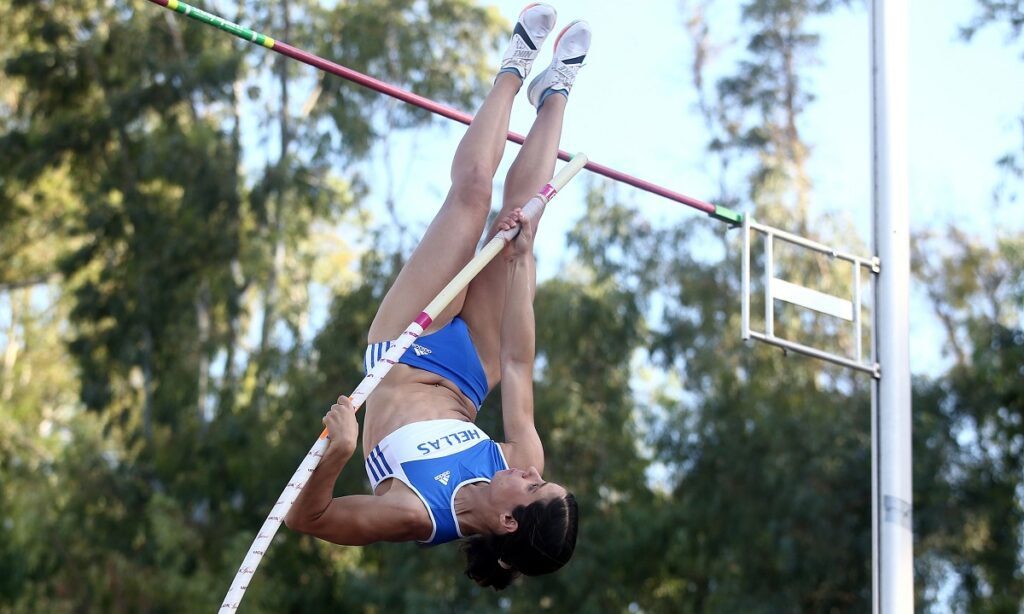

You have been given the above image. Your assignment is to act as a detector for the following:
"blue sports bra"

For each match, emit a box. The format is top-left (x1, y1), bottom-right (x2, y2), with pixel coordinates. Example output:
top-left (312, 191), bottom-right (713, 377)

top-left (365, 419), bottom-right (509, 545)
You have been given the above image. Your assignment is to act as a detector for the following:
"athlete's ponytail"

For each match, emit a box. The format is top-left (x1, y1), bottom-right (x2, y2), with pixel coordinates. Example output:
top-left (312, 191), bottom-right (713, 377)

top-left (462, 493), bottom-right (578, 590)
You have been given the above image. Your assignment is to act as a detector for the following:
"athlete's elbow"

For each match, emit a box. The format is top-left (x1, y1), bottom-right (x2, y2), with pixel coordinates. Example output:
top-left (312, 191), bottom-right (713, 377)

top-left (283, 510), bottom-right (306, 532)
top-left (284, 508), bottom-right (322, 534)
top-left (500, 351), bottom-right (535, 372)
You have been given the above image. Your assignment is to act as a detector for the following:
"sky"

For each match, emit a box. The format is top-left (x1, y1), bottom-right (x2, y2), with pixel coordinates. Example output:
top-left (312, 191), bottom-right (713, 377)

top-left (352, 0), bottom-right (1024, 378)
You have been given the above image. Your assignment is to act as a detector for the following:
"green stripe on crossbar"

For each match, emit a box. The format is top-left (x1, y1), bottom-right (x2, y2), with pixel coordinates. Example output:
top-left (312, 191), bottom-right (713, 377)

top-left (710, 206), bottom-right (743, 225)
top-left (166, 0), bottom-right (275, 48)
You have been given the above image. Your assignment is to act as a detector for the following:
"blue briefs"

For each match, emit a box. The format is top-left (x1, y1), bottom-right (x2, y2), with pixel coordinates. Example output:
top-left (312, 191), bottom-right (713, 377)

top-left (364, 316), bottom-right (489, 408)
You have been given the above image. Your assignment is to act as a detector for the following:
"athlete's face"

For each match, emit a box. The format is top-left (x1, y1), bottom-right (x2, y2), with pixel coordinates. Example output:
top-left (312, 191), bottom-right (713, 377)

top-left (490, 466), bottom-right (567, 512)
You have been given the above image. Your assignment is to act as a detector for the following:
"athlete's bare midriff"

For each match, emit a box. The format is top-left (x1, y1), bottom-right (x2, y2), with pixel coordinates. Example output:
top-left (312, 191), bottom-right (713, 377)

top-left (361, 364), bottom-right (481, 455)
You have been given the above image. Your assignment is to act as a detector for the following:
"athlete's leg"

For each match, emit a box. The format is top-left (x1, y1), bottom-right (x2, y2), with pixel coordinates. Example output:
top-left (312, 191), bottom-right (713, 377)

top-left (460, 21), bottom-right (592, 383)
top-left (366, 74), bottom-right (518, 344)
top-left (459, 97), bottom-right (566, 381)
top-left (367, 6), bottom-right (557, 344)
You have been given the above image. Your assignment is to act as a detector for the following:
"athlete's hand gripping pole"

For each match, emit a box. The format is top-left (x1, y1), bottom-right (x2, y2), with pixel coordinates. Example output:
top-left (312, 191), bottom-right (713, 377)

top-left (218, 153), bottom-right (588, 612)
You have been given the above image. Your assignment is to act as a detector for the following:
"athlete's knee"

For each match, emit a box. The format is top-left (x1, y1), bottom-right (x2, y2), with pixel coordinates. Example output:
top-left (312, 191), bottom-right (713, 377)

top-left (450, 163), bottom-right (494, 210)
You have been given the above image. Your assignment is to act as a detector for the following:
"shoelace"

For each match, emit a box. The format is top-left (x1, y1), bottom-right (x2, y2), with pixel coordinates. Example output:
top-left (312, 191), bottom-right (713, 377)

top-left (548, 61), bottom-right (583, 89)
top-left (502, 33), bottom-right (541, 77)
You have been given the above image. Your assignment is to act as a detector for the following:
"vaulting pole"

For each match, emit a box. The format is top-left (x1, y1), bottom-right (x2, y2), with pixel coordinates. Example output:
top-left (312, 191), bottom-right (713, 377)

top-left (144, 0), bottom-right (741, 225)
top-left (215, 154), bottom-right (587, 611)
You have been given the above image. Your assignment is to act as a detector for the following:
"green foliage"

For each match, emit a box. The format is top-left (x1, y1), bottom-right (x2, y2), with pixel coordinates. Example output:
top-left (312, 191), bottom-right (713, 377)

top-left (962, 0), bottom-right (1024, 49)
top-left (309, 0), bottom-right (504, 157)
top-left (563, 185), bottom-right (873, 611)
top-left (913, 232), bottom-right (1024, 611)
top-left (0, 0), bottom-right (503, 610)
top-left (963, 1), bottom-right (1024, 215)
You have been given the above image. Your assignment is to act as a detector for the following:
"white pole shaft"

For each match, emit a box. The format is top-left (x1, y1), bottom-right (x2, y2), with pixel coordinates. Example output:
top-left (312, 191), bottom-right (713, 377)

top-left (218, 153), bottom-right (588, 612)
top-left (871, 1), bottom-right (913, 612)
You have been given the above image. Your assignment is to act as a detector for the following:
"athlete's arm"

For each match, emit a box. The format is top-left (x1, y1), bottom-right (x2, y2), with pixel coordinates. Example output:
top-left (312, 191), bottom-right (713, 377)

top-left (284, 400), bottom-right (428, 545)
top-left (287, 491), bottom-right (428, 546)
top-left (496, 210), bottom-right (545, 473)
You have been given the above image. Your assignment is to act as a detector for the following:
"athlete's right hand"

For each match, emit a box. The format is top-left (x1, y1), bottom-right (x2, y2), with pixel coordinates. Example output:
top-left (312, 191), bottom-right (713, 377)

top-left (497, 208), bottom-right (535, 260)
top-left (323, 395), bottom-right (358, 458)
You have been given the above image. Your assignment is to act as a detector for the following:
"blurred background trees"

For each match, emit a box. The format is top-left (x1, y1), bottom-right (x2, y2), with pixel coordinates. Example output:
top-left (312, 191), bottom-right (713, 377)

top-left (1, 0), bottom-right (1020, 611)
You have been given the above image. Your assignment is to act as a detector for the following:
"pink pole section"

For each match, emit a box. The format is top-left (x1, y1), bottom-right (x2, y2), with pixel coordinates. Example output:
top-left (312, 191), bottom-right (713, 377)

top-left (270, 39), bottom-right (716, 215)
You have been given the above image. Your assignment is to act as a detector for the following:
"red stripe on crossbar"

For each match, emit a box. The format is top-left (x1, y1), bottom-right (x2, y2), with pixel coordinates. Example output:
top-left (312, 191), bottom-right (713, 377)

top-left (269, 39), bottom-right (716, 215)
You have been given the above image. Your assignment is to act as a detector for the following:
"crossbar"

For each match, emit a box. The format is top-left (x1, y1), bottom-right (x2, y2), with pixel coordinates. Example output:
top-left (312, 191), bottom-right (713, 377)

top-left (145, 0), bottom-right (742, 225)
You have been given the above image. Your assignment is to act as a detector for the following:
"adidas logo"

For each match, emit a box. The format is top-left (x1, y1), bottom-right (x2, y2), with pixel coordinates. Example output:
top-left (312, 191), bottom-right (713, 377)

top-left (434, 470), bottom-right (451, 486)
top-left (412, 344), bottom-right (432, 357)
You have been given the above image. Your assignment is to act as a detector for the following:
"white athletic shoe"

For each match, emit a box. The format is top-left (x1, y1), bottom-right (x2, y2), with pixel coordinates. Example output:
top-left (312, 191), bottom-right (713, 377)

top-left (527, 20), bottom-right (591, 110)
top-left (499, 3), bottom-right (558, 81)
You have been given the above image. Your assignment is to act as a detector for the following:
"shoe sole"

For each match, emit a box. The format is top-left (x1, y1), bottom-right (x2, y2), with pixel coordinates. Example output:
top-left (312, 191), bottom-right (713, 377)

top-left (516, 3), bottom-right (556, 49)
top-left (520, 3), bottom-right (558, 23)
top-left (519, 2), bottom-right (541, 17)
top-left (553, 19), bottom-right (585, 53)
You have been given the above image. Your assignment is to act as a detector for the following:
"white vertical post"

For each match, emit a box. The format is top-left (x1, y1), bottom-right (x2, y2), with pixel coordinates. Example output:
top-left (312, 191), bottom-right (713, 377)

top-left (764, 232), bottom-right (775, 338)
top-left (742, 215), bottom-right (752, 340)
top-left (871, 1), bottom-right (913, 613)
top-left (853, 263), bottom-right (863, 363)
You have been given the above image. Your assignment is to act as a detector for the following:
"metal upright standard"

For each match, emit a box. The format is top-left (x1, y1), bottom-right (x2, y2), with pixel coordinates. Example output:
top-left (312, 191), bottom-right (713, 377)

top-left (741, 217), bottom-right (881, 376)
top-left (871, 1), bottom-right (914, 612)
top-left (742, 3), bottom-right (914, 608)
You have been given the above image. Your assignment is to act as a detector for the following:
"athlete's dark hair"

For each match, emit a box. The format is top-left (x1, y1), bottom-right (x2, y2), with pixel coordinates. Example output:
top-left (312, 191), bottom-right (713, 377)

top-left (462, 492), bottom-right (578, 590)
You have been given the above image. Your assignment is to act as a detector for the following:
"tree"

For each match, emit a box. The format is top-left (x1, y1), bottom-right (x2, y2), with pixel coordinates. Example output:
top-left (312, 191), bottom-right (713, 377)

top-left (0, 0), bottom-right (505, 609)
top-left (963, 0), bottom-right (1024, 217)
top-left (913, 232), bottom-right (1024, 612)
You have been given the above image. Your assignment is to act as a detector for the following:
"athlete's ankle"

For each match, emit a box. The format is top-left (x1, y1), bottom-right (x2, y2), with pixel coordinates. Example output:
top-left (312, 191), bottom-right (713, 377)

top-left (536, 88), bottom-right (568, 111)
top-left (495, 69), bottom-right (525, 89)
